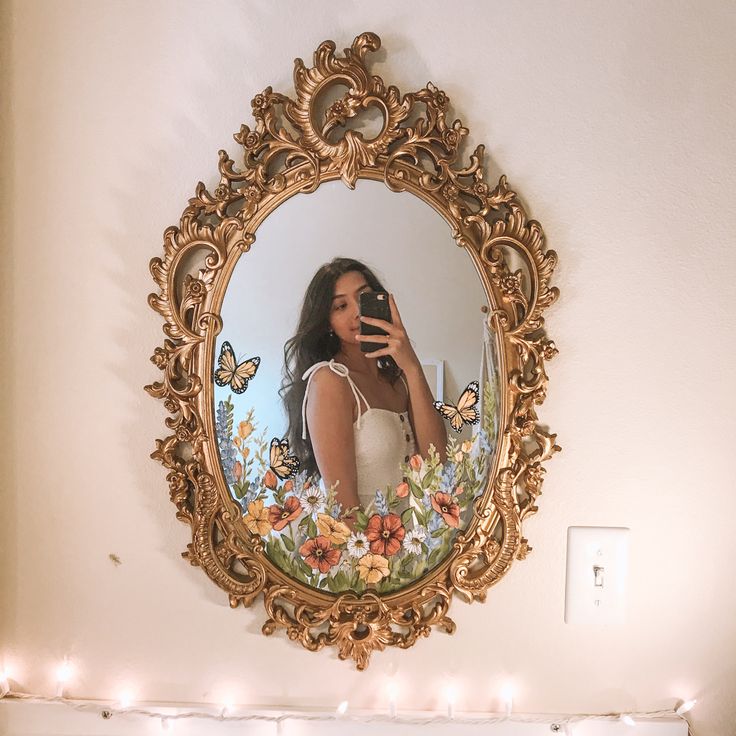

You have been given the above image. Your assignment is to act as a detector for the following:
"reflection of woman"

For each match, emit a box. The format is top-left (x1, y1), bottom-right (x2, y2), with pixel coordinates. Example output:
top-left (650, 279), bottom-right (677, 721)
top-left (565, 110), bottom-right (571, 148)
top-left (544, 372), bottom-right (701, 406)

top-left (281, 257), bottom-right (447, 514)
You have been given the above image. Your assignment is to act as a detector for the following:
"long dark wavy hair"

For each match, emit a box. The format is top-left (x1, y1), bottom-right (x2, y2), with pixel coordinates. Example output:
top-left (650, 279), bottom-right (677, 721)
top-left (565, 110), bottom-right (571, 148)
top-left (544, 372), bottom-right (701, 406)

top-left (280, 257), bottom-right (400, 479)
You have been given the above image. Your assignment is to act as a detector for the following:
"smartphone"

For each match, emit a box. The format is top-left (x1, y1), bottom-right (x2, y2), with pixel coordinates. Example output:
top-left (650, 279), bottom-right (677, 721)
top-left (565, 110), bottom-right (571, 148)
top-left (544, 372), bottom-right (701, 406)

top-left (359, 291), bottom-right (391, 353)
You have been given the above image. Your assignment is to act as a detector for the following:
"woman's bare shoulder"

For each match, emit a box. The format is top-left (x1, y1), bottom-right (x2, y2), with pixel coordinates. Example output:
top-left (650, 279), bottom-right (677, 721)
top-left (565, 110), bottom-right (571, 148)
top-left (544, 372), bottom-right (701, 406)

top-left (308, 365), bottom-right (353, 403)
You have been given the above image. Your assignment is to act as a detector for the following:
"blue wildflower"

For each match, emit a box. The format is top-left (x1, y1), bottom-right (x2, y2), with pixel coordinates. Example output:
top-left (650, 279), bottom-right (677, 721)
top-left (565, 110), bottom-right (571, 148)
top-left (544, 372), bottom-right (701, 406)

top-left (215, 400), bottom-right (237, 486)
top-left (374, 490), bottom-right (389, 515)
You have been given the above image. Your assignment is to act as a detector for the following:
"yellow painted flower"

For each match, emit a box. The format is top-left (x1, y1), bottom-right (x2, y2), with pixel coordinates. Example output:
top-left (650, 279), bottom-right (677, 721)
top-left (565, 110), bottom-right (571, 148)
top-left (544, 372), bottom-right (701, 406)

top-left (358, 553), bottom-right (390, 584)
top-left (461, 440), bottom-right (473, 454)
top-left (243, 499), bottom-right (271, 536)
top-left (454, 451), bottom-right (464, 463)
top-left (238, 420), bottom-right (254, 440)
top-left (233, 436), bottom-right (242, 448)
top-left (316, 513), bottom-right (351, 545)
top-left (241, 447), bottom-right (250, 460)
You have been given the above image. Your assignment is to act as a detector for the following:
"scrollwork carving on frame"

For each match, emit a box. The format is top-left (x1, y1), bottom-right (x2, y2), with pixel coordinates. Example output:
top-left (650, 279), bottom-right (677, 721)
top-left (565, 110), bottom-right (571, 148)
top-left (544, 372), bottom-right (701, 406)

top-left (146, 31), bottom-right (559, 669)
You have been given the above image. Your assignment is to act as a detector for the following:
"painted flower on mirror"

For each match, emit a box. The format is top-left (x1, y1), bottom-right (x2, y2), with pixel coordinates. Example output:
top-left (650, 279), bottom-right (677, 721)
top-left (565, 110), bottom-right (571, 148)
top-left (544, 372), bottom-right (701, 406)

top-left (316, 513), bottom-right (351, 545)
top-left (238, 420), bottom-right (254, 441)
top-left (395, 481), bottom-right (409, 498)
top-left (296, 483), bottom-right (327, 516)
top-left (357, 553), bottom-right (390, 584)
top-left (346, 532), bottom-right (370, 559)
top-left (268, 496), bottom-right (302, 531)
top-left (299, 535), bottom-right (341, 574)
top-left (243, 499), bottom-right (272, 536)
top-left (263, 469), bottom-right (279, 490)
top-left (365, 513), bottom-right (406, 557)
top-left (233, 461), bottom-right (243, 483)
top-left (430, 492), bottom-right (460, 528)
top-left (402, 527), bottom-right (427, 555)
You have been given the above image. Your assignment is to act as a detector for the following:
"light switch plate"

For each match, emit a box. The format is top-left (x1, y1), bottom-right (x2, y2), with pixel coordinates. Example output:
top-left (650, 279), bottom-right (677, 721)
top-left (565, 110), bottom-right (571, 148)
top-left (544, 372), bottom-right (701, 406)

top-left (565, 526), bottom-right (630, 624)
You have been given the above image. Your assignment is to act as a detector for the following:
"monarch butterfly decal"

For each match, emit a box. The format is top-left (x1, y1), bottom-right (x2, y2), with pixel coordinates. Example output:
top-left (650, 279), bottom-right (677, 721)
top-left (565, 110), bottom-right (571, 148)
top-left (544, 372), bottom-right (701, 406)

top-left (214, 341), bottom-right (260, 394)
top-left (269, 437), bottom-right (300, 480)
top-left (433, 380), bottom-right (480, 433)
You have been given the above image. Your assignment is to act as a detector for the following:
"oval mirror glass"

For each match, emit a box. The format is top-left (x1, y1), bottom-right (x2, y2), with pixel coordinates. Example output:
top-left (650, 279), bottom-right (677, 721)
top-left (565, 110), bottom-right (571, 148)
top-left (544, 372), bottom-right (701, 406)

top-left (214, 179), bottom-right (500, 594)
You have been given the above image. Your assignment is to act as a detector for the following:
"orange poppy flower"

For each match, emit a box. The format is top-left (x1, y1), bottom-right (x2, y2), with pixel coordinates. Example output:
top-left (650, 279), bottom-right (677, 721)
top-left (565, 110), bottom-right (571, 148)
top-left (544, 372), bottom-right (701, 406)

top-left (263, 469), bottom-right (278, 490)
top-left (299, 535), bottom-right (341, 574)
top-left (283, 479), bottom-right (294, 493)
top-left (268, 496), bottom-right (302, 531)
top-left (430, 492), bottom-right (460, 527)
top-left (365, 513), bottom-right (406, 557)
top-left (395, 481), bottom-right (409, 498)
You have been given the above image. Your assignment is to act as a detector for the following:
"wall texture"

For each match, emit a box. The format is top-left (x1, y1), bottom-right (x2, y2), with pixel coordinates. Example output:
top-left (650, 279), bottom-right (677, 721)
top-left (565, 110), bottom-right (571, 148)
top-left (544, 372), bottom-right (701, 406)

top-left (2, 1), bottom-right (735, 734)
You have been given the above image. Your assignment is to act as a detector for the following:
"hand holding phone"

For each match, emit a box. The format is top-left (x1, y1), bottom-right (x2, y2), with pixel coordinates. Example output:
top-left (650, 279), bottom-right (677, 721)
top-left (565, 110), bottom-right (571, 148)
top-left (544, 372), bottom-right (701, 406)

top-left (359, 291), bottom-right (391, 354)
top-left (359, 292), bottom-right (399, 371)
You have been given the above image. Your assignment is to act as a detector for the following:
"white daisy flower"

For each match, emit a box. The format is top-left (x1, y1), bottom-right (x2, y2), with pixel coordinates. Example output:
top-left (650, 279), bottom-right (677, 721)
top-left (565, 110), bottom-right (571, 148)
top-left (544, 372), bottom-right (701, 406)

top-left (346, 532), bottom-right (370, 559)
top-left (295, 483), bottom-right (327, 515)
top-left (402, 527), bottom-right (427, 555)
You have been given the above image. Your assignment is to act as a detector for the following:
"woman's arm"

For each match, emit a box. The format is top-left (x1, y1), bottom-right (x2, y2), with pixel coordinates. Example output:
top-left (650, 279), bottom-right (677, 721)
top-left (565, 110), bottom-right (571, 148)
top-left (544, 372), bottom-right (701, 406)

top-left (402, 364), bottom-right (448, 464)
top-left (358, 294), bottom-right (447, 463)
top-left (304, 368), bottom-right (361, 513)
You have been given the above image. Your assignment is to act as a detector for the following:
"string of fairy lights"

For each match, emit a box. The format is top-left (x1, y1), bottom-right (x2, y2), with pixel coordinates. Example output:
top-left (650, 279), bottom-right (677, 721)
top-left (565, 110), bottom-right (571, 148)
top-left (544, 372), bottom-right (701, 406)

top-left (0, 661), bottom-right (697, 732)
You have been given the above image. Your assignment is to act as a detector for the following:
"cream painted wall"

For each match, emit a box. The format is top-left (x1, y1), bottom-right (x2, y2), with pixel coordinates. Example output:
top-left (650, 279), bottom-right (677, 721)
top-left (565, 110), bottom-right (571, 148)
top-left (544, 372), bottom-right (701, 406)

top-left (1, 1), bottom-right (735, 734)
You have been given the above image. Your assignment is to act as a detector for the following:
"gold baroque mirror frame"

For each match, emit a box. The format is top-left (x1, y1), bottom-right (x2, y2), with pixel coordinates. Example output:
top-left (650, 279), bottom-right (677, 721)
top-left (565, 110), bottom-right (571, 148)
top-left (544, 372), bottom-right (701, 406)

top-left (146, 32), bottom-right (559, 669)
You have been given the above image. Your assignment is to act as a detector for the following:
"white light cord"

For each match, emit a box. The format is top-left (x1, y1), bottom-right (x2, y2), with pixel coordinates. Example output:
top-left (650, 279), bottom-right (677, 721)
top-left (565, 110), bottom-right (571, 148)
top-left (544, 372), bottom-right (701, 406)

top-left (0, 691), bottom-right (691, 729)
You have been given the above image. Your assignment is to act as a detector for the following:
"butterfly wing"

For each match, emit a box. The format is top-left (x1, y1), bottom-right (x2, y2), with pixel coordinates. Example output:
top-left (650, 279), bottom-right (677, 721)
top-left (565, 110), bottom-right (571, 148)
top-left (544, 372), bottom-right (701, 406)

top-left (214, 341), bottom-right (237, 387)
top-left (455, 381), bottom-right (480, 427)
top-left (214, 341), bottom-right (260, 394)
top-left (433, 381), bottom-right (480, 432)
top-left (230, 356), bottom-right (261, 394)
top-left (434, 400), bottom-right (463, 433)
top-left (269, 437), bottom-right (300, 480)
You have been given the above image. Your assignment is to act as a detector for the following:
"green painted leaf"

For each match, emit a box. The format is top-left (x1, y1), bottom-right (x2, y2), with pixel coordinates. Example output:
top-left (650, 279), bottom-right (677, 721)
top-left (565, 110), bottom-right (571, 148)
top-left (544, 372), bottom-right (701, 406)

top-left (307, 517), bottom-right (318, 538)
top-left (428, 546), bottom-right (443, 567)
top-left (296, 557), bottom-right (312, 577)
top-left (356, 510), bottom-right (369, 529)
top-left (282, 534), bottom-right (295, 552)
top-left (400, 507), bottom-right (414, 526)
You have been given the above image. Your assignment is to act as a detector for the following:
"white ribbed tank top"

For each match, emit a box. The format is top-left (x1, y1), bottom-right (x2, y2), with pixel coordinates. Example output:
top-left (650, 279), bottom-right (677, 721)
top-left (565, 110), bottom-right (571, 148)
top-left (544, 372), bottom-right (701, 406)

top-left (301, 360), bottom-right (417, 509)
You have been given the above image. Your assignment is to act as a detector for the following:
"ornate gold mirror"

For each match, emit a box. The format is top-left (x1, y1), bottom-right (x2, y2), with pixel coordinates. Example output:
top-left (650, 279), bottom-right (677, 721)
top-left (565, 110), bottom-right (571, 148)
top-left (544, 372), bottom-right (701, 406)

top-left (147, 32), bottom-right (559, 669)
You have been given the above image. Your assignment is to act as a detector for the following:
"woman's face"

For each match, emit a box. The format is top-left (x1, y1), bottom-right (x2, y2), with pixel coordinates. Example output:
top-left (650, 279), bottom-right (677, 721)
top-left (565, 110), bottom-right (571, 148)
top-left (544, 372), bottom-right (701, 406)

top-left (329, 270), bottom-right (372, 346)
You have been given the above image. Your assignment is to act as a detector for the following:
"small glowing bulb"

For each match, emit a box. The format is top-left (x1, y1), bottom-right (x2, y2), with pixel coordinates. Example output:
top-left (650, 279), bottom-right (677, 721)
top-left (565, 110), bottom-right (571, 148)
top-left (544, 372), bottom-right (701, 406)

top-left (387, 679), bottom-right (399, 717)
top-left (336, 700), bottom-right (348, 715)
top-left (118, 690), bottom-right (134, 709)
top-left (56, 660), bottom-right (73, 683)
top-left (500, 682), bottom-right (514, 716)
top-left (0, 670), bottom-right (9, 697)
top-left (445, 683), bottom-right (457, 719)
top-left (55, 660), bottom-right (73, 697)
top-left (621, 714), bottom-right (636, 726)
top-left (676, 699), bottom-right (697, 715)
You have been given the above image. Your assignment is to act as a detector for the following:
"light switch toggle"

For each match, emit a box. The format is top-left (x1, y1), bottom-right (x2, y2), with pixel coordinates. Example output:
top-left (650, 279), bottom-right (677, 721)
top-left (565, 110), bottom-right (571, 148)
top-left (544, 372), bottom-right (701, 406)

top-left (593, 565), bottom-right (604, 587)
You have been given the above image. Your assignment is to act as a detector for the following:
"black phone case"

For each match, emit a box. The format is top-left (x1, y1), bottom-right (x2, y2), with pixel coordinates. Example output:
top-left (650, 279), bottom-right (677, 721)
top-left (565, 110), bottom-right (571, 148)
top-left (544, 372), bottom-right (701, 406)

top-left (359, 292), bottom-right (391, 353)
